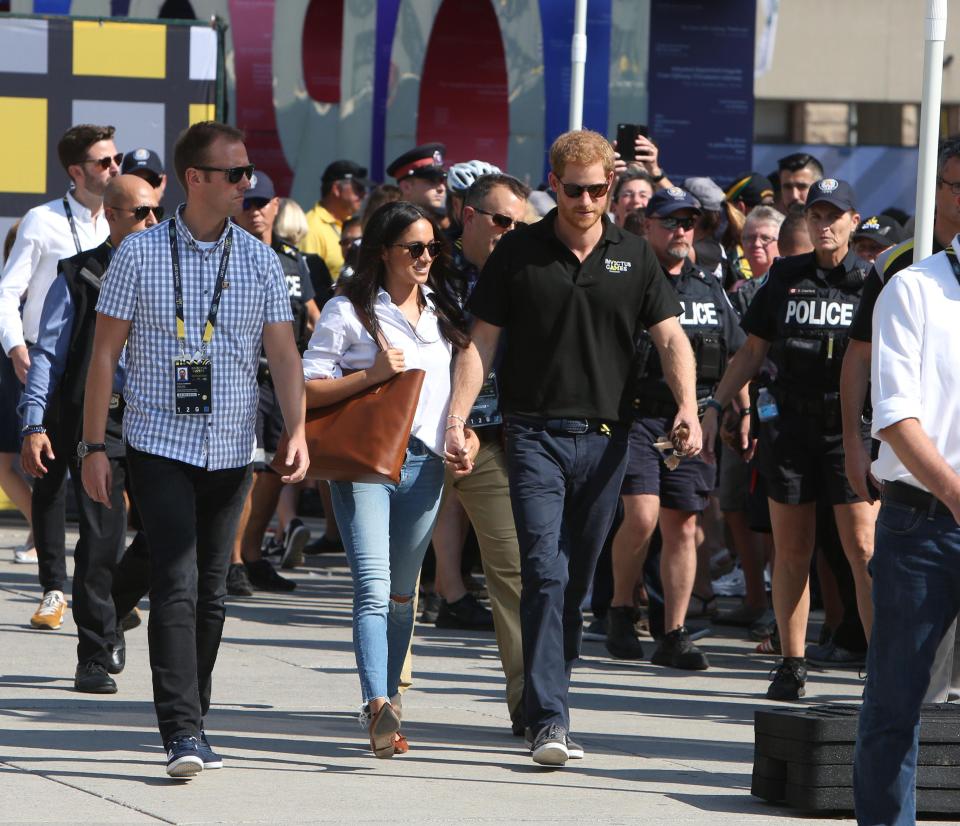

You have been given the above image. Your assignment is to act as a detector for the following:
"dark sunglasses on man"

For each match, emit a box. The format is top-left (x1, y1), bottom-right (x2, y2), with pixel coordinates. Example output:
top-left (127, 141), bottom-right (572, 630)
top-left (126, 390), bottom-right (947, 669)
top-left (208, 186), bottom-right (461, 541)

top-left (83, 153), bottom-right (124, 170)
top-left (110, 205), bottom-right (165, 221)
top-left (657, 216), bottom-right (696, 231)
top-left (195, 164), bottom-right (256, 184)
top-left (242, 198), bottom-right (271, 211)
top-left (474, 208), bottom-right (525, 231)
top-left (558, 180), bottom-right (610, 199)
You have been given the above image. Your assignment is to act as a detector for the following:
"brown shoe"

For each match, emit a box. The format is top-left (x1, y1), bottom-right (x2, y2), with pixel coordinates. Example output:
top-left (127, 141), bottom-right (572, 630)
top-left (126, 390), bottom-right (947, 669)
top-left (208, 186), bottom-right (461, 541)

top-left (368, 702), bottom-right (402, 759)
top-left (30, 590), bottom-right (66, 630)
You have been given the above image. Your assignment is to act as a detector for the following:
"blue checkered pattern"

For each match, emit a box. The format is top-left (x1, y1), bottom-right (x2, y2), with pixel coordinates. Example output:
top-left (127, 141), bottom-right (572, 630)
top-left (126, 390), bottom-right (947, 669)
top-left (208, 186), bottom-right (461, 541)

top-left (97, 209), bottom-right (292, 469)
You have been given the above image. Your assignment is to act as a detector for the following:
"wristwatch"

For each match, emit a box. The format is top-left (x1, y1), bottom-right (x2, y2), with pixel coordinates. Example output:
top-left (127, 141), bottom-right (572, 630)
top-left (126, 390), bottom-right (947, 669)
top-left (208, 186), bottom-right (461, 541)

top-left (76, 440), bottom-right (107, 460)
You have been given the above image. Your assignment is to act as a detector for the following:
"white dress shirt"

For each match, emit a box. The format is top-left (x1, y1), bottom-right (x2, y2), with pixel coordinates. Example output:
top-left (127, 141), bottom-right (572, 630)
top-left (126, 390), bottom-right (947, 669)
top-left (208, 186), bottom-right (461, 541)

top-left (871, 236), bottom-right (960, 490)
top-left (0, 190), bottom-right (108, 354)
top-left (302, 287), bottom-right (453, 456)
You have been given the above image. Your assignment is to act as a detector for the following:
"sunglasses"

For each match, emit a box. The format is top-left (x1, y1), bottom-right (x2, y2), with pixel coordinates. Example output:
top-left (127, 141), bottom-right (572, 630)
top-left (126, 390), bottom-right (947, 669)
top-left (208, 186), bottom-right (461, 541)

top-left (195, 164), bottom-right (255, 184)
top-left (339, 236), bottom-right (361, 248)
top-left (474, 208), bottom-right (525, 231)
top-left (558, 180), bottom-right (610, 199)
top-left (392, 240), bottom-right (442, 259)
top-left (657, 216), bottom-right (696, 231)
top-left (242, 198), bottom-right (270, 211)
top-left (83, 153), bottom-right (124, 170)
top-left (110, 204), bottom-right (165, 221)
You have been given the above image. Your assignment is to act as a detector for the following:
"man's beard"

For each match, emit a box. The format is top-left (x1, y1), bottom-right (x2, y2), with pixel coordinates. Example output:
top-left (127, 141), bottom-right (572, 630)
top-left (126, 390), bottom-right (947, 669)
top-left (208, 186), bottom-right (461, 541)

top-left (666, 242), bottom-right (689, 261)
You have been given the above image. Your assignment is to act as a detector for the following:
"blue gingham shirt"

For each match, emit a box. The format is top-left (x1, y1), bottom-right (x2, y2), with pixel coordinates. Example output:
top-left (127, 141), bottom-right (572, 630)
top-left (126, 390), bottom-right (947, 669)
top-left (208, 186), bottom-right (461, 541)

top-left (96, 208), bottom-right (292, 469)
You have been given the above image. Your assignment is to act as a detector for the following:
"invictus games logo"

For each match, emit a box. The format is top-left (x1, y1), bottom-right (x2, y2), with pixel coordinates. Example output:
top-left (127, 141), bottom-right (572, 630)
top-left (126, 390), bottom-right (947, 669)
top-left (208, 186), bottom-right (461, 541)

top-left (819, 178), bottom-right (839, 193)
top-left (605, 259), bottom-right (632, 274)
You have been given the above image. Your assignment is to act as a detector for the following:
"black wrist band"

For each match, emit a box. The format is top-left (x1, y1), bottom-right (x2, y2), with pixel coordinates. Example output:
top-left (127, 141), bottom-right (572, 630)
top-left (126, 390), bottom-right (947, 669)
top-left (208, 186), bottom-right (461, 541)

top-left (650, 172), bottom-right (665, 183)
top-left (21, 424), bottom-right (45, 436)
top-left (739, 407), bottom-right (752, 418)
top-left (704, 398), bottom-right (723, 415)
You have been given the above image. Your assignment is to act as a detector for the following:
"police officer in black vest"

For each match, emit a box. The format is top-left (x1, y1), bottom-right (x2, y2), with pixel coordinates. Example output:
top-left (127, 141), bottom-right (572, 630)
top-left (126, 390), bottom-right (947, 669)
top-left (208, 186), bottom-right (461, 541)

top-left (228, 171), bottom-right (319, 594)
top-left (19, 174), bottom-right (159, 693)
top-left (702, 178), bottom-right (878, 701)
top-left (607, 187), bottom-right (746, 669)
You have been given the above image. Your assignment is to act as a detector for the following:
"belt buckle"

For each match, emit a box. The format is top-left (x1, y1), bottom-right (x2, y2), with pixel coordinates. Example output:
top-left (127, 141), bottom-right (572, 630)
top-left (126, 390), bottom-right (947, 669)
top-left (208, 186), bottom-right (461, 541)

top-left (563, 418), bottom-right (589, 434)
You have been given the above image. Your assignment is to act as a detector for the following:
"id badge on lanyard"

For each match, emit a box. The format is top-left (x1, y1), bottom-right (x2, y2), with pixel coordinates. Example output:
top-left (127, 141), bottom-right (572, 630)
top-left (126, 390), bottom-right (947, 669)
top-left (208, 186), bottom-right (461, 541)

top-left (169, 219), bottom-right (232, 415)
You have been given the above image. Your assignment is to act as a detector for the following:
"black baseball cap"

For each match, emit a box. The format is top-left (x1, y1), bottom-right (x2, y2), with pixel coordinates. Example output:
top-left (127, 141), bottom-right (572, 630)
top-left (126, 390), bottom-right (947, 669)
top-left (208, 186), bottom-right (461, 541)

top-left (121, 147), bottom-right (164, 183)
top-left (725, 172), bottom-right (775, 208)
top-left (805, 178), bottom-right (857, 213)
top-left (854, 214), bottom-right (904, 246)
top-left (645, 187), bottom-right (702, 218)
top-left (321, 160), bottom-right (370, 189)
top-left (243, 170), bottom-right (275, 202)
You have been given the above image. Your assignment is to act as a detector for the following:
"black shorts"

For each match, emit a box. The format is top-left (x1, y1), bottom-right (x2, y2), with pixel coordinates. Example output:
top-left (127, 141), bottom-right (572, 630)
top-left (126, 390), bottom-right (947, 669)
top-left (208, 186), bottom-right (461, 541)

top-left (621, 416), bottom-right (716, 512)
top-left (255, 380), bottom-right (284, 469)
top-left (0, 350), bottom-right (22, 453)
top-left (757, 411), bottom-right (870, 506)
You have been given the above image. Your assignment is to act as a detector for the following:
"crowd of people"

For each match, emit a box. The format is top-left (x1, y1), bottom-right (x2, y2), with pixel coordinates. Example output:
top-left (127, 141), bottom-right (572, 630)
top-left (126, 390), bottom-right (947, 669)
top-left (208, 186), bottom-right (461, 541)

top-left (0, 117), bottom-right (957, 822)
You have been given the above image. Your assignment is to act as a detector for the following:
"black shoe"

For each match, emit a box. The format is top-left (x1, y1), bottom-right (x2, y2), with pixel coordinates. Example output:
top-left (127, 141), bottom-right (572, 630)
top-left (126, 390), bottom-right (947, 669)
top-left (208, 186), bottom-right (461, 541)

top-left (419, 592), bottom-right (442, 624)
top-left (651, 626), bottom-right (709, 670)
top-left (767, 658), bottom-right (807, 701)
top-left (108, 628), bottom-right (125, 675)
top-left (581, 615), bottom-right (607, 641)
top-left (510, 707), bottom-right (525, 737)
top-left (435, 592), bottom-right (495, 630)
top-left (74, 661), bottom-right (117, 694)
top-left (530, 723), bottom-right (569, 766)
top-left (246, 559), bottom-right (297, 592)
top-left (605, 606), bottom-right (644, 660)
top-left (119, 608), bottom-right (141, 632)
top-left (304, 534), bottom-right (343, 555)
top-left (281, 518), bottom-right (310, 570)
top-left (226, 563), bottom-right (254, 596)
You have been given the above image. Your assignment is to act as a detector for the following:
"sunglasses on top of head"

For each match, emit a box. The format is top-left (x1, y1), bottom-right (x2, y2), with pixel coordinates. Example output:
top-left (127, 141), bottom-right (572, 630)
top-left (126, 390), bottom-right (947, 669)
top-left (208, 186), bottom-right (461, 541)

top-left (657, 216), bottom-right (696, 231)
top-left (474, 208), bottom-right (525, 230)
top-left (558, 180), bottom-right (610, 199)
top-left (195, 164), bottom-right (256, 184)
top-left (83, 153), bottom-right (124, 170)
top-left (392, 240), bottom-right (443, 259)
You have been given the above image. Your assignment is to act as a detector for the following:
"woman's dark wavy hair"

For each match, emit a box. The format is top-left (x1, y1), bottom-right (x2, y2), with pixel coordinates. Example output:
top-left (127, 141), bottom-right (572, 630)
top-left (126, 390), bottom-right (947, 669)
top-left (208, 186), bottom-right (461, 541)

top-left (341, 201), bottom-right (469, 350)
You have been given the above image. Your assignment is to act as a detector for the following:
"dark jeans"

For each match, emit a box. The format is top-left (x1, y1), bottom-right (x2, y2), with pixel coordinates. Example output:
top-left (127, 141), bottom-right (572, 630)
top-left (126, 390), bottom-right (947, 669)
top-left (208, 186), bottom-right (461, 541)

top-left (32, 449), bottom-right (68, 594)
top-left (504, 419), bottom-right (628, 733)
top-left (69, 456), bottom-right (128, 667)
top-left (126, 446), bottom-right (252, 744)
top-left (853, 500), bottom-right (960, 826)
top-left (113, 530), bottom-right (151, 619)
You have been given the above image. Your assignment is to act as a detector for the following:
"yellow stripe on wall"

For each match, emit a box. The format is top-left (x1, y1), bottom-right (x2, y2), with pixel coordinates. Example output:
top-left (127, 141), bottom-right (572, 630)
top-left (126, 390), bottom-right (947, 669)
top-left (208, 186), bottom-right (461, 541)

top-left (73, 21), bottom-right (166, 79)
top-left (0, 97), bottom-right (47, 193)
top-left (189, 103), bottom-right (216, 125)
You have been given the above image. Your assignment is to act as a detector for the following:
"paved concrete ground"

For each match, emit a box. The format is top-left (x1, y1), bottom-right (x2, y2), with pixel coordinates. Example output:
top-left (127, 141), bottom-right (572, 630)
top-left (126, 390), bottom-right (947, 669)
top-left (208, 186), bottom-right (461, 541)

top-left (0, 519), bottom-right (867, 825)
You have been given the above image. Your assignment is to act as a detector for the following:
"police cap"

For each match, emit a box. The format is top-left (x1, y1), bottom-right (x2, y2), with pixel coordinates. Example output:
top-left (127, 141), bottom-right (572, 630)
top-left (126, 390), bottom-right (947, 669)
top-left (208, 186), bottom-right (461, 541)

top-left (387, 143), bottom-right (446, 181)
top-left (645, 186), bottom-right (702, 218)
top-left (121, 147), bottom-right (164, 183)
top-left (805, 178), bottom-right (857, 213)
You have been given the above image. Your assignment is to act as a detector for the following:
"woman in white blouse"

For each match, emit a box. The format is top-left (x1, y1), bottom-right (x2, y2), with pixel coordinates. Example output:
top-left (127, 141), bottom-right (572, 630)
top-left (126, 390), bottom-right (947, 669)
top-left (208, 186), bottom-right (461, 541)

top-left (302, 201), bottom-right (473, 758)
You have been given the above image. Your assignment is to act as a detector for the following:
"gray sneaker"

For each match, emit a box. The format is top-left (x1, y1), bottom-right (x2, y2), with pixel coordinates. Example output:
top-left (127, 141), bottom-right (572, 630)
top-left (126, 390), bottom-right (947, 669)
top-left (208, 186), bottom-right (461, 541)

top-left (530, 723), bottom-right (569, 766)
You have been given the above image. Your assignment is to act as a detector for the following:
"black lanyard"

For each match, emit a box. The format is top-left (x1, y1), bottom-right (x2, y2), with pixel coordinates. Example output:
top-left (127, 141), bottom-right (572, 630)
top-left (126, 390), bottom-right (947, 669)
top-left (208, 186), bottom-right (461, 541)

top-left (62, 195), bottom-right (82, 254)
top-left (168, 218), bottom-right (233, 356)
top-left (947, 248), bottom-right (960, 286)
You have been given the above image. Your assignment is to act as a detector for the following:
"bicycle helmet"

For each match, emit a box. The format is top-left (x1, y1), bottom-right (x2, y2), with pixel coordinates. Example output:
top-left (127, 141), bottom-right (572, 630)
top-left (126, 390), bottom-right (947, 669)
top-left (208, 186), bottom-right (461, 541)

top-left (446, 160), bottom-right (502, 193)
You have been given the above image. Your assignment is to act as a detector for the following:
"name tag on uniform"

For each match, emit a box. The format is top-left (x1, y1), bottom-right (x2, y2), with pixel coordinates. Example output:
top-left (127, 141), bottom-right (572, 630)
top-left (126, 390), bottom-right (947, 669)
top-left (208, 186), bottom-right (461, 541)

top-left (174, 358), bottom-right (212, 415)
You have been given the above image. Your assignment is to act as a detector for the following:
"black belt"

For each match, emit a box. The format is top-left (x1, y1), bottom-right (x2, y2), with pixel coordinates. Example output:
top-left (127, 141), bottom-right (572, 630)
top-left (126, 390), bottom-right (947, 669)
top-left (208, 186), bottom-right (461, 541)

top-left (882, 480), bottom-right (952, 519)
top-left (506, 414), bottom-right (613, 435)
top-left (474, 424), bottom-right (503, 444)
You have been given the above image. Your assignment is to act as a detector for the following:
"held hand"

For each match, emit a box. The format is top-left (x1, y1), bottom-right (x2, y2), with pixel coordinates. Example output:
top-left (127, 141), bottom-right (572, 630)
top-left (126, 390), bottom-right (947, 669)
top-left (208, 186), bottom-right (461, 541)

top-left (844, 437), bottom-right (880, 504)
top-left (281, 434), bottom-right (310, 484)
top-left (446, 427), bottom-right (479, 478)
top-left (444, 423), bottom-right (468, 471)
top-left (10, 345), bottom-right (30, 384)
top-left (81, 452), bottom-right (112, 508)
top-left (20, 432), bottom-right (54, 477)
top-left (368, 348), bottom-right (405, 384)
top-left (700, 408), bottom-right (719, 464)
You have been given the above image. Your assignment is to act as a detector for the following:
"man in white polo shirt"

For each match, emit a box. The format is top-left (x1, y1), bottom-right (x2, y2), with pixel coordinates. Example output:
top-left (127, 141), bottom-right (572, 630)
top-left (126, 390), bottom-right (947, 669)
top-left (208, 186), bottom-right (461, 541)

top-left (853, 237), bottom-right (960, 825)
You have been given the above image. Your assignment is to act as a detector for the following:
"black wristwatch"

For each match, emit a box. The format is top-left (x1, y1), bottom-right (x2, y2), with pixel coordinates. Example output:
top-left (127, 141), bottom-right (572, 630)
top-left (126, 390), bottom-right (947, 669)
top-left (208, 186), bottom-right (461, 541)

top-left (76, 440), bottom-right (107, 460)
top-left (650, 170), bottom-right (666, 183)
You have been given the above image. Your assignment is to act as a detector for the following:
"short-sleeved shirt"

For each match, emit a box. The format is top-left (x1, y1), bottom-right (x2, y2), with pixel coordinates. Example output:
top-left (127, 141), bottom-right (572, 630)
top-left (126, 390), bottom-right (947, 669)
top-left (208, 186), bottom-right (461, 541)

top-left (468, 209), bottom-right (681, 422)
top-left (97, 208), bottom-right (292, 470)
top-left (848, 237), bottom-right (947, 343)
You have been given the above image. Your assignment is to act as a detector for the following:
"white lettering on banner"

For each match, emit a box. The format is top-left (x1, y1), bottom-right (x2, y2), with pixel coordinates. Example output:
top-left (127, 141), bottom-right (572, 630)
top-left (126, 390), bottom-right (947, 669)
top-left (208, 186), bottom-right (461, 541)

top-left (784, 300), bottom-right (854, 326)
top-left (679, 301), bottom-right (718, 326)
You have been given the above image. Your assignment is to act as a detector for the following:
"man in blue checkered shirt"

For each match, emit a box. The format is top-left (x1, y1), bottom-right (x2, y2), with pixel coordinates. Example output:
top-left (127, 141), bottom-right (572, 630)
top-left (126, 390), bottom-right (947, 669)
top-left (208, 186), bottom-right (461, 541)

top-left (80, 122), bottom-right (309, 779)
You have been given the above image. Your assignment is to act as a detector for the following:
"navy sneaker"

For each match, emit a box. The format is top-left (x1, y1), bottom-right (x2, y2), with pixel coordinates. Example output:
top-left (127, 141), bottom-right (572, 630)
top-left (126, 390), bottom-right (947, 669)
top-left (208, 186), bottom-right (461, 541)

top-left (198, 730), bottom-right (223, 769)
top-left (165, 735), bottom-right (203, 778)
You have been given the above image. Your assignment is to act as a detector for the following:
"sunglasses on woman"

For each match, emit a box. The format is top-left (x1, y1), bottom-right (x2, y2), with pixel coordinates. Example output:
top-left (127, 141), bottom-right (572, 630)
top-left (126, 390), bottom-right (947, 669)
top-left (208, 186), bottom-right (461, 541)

top-left (474, 208), bottom-right (525, 230)
top-left (558, 180), bottom-right (610, 199)
top-left (195, 164), bottom-right (256, 184)
top-left (392, 241), bottom-right (442, 259)
top-left (83, 153), bottom-right (124, 170)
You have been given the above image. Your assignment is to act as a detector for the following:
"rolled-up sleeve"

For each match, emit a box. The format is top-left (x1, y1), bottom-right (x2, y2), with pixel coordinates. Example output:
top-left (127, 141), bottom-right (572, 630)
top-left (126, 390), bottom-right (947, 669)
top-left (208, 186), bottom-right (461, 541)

top-left (0, 211), bottom-right (42, 353)
top-left (302, 297), bottom-right (352, 380)
top-left (871, 274), bottom-right (923, 434)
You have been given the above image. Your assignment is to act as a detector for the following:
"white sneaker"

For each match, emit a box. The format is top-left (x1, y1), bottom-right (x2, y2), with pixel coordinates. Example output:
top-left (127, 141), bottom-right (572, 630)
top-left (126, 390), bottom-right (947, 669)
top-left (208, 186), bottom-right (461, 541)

top-left (13, 545), bottom-right (38, 564)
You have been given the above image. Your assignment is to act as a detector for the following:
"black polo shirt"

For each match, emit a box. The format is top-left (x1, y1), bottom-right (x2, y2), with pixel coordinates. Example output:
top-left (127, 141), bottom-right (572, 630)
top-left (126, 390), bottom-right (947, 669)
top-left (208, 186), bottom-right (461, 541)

top-left (468, 209), bottom-right (680, 422)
